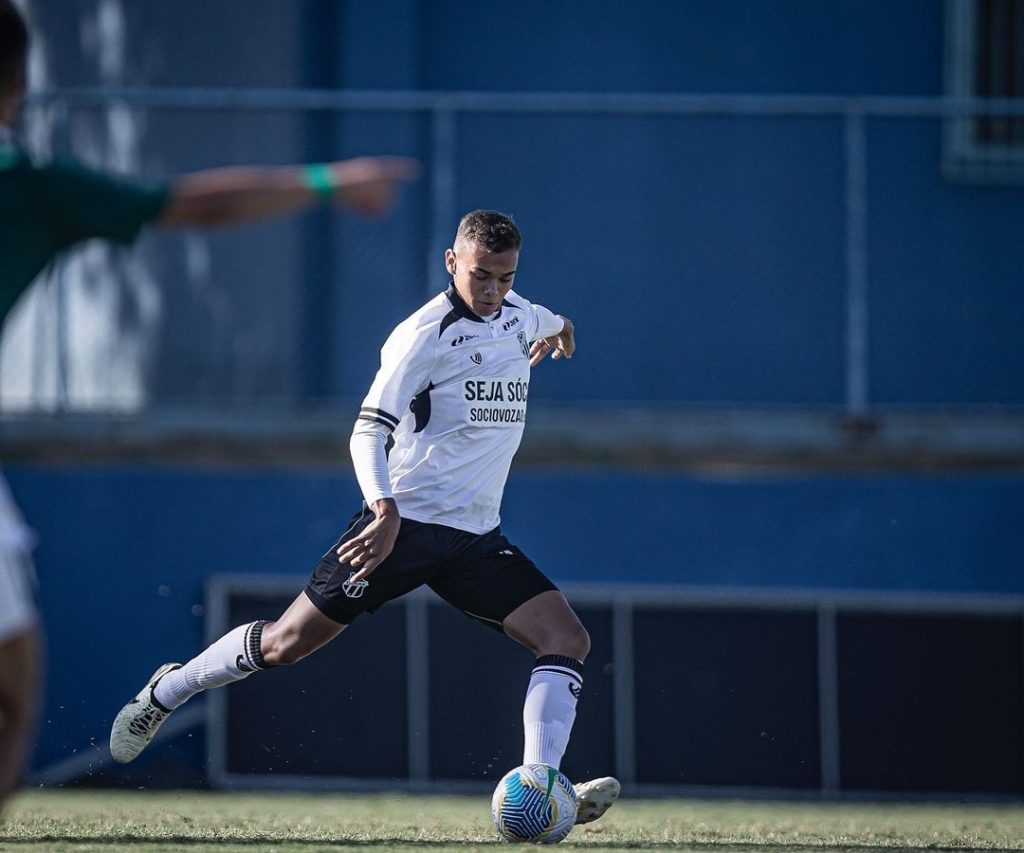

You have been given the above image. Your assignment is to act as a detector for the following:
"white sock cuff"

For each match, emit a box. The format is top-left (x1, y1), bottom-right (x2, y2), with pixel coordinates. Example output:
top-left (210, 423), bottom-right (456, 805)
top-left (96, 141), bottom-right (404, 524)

top-left (242, 620), bottom-right (272, 670)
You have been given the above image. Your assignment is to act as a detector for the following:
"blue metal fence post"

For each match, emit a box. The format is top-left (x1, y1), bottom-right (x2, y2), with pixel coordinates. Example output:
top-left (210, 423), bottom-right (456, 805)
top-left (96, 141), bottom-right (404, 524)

top-left (844, 105), bottom-right (870, 417)
top-left (428, 102), bottom-right (457, 298)
top-left (298, 6), bottom-right (343, 403)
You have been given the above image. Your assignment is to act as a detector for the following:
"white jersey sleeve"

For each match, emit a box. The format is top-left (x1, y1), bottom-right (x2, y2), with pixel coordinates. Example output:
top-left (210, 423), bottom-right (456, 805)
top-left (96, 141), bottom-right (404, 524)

top-left (349, 424), bottom-right (392, 504)
top-left (350, 314), bottom-right (438, 506)
top-left (528, 301), bottom-right (565, 341)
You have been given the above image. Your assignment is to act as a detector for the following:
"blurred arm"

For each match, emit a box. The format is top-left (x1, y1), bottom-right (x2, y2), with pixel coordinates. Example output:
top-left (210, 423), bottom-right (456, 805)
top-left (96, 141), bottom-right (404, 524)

top-left (158, 156), bottom-right (419, 227)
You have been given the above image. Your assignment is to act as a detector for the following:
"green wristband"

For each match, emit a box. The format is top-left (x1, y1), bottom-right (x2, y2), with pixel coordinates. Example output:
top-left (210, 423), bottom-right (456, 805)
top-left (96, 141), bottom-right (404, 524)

top-left (303, 163), bottom-right (336, 202)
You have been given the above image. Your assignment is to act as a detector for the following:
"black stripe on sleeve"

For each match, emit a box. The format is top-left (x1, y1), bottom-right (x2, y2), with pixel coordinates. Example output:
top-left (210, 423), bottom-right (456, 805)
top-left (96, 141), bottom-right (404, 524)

top-left (360, 407), bottom-right (399, 428)
top-left (358, 413), bottom-right (397, 431)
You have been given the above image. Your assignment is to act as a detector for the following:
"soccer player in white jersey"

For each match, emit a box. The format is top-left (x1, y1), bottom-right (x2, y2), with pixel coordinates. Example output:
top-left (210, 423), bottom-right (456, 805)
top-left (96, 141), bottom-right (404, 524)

top-left (111, 210), bottom-right (620, 824)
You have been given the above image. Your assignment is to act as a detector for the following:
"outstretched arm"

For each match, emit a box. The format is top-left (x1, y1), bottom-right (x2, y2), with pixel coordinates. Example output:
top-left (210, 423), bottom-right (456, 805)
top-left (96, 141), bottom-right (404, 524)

top-left (158, 156), bottom-right (419, 227)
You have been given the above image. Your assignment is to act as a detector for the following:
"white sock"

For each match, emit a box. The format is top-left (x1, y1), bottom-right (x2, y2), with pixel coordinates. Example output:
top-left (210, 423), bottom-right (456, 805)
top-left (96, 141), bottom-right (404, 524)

top-left (522, 654), bottom-right (583, 769)
top-left (153, 620), bottom-right (271, 710)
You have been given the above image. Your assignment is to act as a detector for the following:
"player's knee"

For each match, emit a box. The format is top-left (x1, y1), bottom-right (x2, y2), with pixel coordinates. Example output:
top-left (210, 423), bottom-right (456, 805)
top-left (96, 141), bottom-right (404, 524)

top-left (541, 618), bottom-right (590, 662)
top-left (514, 610), bottom-right (591, 661)
top-left (561, 621), bottom-right (591, 662)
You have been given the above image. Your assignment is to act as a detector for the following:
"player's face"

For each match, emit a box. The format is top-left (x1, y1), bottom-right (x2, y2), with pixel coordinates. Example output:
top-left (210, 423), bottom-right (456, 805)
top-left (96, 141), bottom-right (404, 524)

top-left (446, 242), bottom-right (519, 318)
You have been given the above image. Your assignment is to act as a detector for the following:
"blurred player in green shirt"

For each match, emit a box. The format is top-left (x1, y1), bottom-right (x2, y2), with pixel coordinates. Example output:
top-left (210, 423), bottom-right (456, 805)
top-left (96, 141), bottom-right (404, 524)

top-left (0, 0), bottom-right (417, 812)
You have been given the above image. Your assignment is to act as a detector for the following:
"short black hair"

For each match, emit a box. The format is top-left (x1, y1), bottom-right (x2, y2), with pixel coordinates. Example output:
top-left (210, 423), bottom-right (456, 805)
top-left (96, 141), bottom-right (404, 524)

top-left (0, 0), bottom-right (28, 93)
top-left (454, 210), bottom-right (522, 254)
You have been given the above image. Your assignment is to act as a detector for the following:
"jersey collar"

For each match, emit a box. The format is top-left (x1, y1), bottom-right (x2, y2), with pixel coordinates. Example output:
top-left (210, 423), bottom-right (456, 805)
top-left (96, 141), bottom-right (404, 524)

top-left (445, 283), bottom-right (488, 324)
top-left (444, 283), bottom-right (516, 324)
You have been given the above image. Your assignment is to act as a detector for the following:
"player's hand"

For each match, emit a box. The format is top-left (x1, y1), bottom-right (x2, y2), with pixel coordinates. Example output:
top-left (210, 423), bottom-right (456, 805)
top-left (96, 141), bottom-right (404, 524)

top-left (529, 316), bottom-right (575, 366)
top-left (332, 157), bottom-right (421, 216)
top-left (336, 498), bottom-right (401, 582)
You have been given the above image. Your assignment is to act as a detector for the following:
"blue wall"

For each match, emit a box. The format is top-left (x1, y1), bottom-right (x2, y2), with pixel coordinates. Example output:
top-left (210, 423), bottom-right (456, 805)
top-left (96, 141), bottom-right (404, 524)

top-left (339, 1), bottom-right (942, 95)
top-left (15, 0), bottom-right (1024, 783)
top-left (26, 0), bottom-right (1024, 408)
top-left (7, 462), bottom-right (1024, 770)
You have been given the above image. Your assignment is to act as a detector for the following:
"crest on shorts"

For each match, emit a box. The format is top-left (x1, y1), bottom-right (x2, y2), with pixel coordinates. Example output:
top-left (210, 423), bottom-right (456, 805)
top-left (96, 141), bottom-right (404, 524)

top-left (517, 330), bottom-right (530, 358)
top-left (342, 572), bottom-right (369, 599)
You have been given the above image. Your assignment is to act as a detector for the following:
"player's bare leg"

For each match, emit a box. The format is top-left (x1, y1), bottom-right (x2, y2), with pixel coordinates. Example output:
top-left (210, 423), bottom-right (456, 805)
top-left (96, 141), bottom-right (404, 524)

top-left (504, 590), bottom-right (621, 824)
top-left (503, 590), bottom-right (589, 660)
top-left (111, 591), bottom-right (345, 763)
top-left (0, 626), bottom-right (40, 812)
top-left (258, 591), bottom-right (346, 665)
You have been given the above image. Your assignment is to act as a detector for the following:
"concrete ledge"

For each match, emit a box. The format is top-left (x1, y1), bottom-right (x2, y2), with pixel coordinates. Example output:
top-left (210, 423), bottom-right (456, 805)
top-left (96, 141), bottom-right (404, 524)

top-left (3, 403), bottom-right (1024, 469)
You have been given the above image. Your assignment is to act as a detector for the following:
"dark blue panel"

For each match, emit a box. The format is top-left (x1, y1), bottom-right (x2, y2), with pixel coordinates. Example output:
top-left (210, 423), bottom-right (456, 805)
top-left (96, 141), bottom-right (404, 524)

top-left (501, 470), bottom-right (1024, 594)
top-left (867, 120), bottom-right (1024, 404)
top-left (416, 0), bottom-right (941, 95)
top-left (339, 0), bottom-right (427, 90)
top-left (227, 590), bottom-right (409, 778)
top-left (455, 114), bottom-right (846, 404)
top-left (838, 613), bottom-right (1024, 793)
top-left (633, 609), bottom-right (820, 787)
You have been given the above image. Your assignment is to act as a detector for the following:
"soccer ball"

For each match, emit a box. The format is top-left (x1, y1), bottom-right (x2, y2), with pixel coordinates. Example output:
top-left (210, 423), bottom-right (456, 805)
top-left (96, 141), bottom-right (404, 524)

top-left (491, 763), bottom-right (579, 844)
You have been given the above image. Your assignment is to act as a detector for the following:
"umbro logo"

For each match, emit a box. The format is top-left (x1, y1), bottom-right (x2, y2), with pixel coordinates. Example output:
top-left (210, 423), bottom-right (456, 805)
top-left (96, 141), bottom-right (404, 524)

top-left (342, 572), bottom-right (369, 599)
top-left (499, 549), bottom-right (514, 556)
top-left (236, 655), bottom-right (254, 673)
top-left (470, 352), bottom-right (482, 365)
top-left (569, 683), bottom-right (582, 699)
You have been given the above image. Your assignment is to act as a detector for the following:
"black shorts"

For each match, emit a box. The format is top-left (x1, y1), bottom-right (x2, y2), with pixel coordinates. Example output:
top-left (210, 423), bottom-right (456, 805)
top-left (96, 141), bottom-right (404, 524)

top-left (304, 507), bottom-right (558, 629)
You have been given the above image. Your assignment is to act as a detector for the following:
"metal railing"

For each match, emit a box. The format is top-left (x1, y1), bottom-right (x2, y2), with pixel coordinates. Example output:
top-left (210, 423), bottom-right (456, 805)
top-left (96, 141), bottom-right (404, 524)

top-left (197, 574), bottom-right (1024, 797)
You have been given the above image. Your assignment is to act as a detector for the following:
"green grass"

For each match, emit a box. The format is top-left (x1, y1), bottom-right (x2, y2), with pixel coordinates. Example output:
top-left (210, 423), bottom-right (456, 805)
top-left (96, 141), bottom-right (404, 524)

top-left (2, 789), bottom-right (1024, 852)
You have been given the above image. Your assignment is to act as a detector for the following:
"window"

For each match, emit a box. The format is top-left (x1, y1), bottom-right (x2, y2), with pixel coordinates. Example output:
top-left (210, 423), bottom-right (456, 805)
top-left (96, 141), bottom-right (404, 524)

top-left (945, 0), bottom-right (1024, 182)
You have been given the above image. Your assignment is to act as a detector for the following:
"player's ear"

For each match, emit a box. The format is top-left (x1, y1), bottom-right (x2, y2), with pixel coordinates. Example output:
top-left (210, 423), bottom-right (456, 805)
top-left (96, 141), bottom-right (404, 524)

top-left (444, 248), bottom-right (456, 276)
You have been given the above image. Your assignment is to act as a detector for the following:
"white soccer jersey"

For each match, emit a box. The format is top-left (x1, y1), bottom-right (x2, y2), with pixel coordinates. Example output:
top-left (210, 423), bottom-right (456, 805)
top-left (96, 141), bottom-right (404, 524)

top-left (351, 285), bottom-right (565, 534)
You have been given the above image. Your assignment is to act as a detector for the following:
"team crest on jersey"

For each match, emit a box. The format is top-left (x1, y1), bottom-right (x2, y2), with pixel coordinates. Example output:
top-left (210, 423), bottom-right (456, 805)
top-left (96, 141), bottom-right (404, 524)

top-left (517, 330), bottom-right (530, 358)
top-left (470, 352), bottom-right (482, 365)
top-left (342, 572), bottom-right (369, 599)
